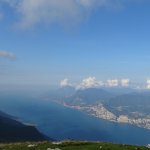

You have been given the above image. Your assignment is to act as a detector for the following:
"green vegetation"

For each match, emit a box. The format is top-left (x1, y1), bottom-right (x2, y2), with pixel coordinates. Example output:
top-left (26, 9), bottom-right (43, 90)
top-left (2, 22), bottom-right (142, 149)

top-left (0, 141), bottom-right (149, 150)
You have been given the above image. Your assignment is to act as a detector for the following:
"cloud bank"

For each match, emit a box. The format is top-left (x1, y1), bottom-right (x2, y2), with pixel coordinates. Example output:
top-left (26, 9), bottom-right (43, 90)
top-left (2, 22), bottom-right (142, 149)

top-left (60, 78), bottom-right (72, 87)
top-left (60, 77), bottom-right (131, 89)
top-left (147, 80), bottom-right (150, 89)
top-left (1, 0), bottom-right (123, 28)
top-left (0, 51), bottom-right (16, 60)
top-left (106, 79), bottom-right (119, 87)
top-left (77, 76), bottom-right (103, 89)
top-left (121, 79), bottom-right (130, 87)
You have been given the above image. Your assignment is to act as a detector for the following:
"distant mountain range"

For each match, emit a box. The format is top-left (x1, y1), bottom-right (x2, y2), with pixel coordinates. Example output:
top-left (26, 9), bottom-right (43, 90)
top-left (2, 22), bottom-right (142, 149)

top-left (104, 91), bottom-right (150, 117)
top-left (45, 86), bottom-right (114, 104)
top-left (0, 110), bottom-right (47, 142)
top-left (64, 88), bottom-right (114, 105)
top-left (45, 86), bottom-right (150, 130)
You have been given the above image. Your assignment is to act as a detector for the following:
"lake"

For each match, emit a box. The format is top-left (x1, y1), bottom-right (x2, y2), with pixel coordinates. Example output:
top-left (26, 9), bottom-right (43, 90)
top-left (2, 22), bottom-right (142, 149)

top-left (0, 93), bottom-right (150, 145)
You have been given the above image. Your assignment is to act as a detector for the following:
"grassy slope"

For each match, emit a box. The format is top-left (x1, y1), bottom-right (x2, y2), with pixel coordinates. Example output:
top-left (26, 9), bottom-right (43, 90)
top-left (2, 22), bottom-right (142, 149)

top-left (0, 141), bottom-right (149, 150)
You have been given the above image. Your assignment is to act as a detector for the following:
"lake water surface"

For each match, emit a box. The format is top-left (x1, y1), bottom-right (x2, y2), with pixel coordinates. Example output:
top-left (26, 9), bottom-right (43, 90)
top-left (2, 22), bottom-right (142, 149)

top-left (0, 93), bottom-right (150, 145)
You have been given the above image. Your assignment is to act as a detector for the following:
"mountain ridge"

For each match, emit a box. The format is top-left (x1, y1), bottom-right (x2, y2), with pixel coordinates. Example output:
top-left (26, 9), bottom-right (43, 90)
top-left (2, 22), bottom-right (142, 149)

top-left (0, 110), bottom-right (47, 142)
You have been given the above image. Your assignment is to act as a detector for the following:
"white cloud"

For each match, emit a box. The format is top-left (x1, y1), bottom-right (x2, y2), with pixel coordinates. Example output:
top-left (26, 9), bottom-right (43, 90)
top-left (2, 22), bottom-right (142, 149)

top-left (60, 78), bottom-right (71, 87)
top-left (0, 51), bottom-right (16, 60)
top-left (106, 79), bottom-right (118, 87)
top-left (59, 78), bottom-right (144, 89)
top-left (121, 79), bottom-right (130, 87)
top-left (146, 80), bottom-right (150, 89)
top-left (77, 76), bottom-right (103, 89)
top-left (1, 0), bottom-right (123, 29)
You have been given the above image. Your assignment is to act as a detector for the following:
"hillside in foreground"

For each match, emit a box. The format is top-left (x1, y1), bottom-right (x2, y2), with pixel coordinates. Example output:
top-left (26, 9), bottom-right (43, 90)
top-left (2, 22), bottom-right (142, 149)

top-left (0, 111), bottom-right (46, 142)
top-left (0, 141), bottom-right (150, 150)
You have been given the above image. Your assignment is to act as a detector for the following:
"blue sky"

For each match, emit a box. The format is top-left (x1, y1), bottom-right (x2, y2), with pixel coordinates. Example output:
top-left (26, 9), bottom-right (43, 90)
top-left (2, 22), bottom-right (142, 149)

top-left (0, 0), bottom-right (150, 89)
